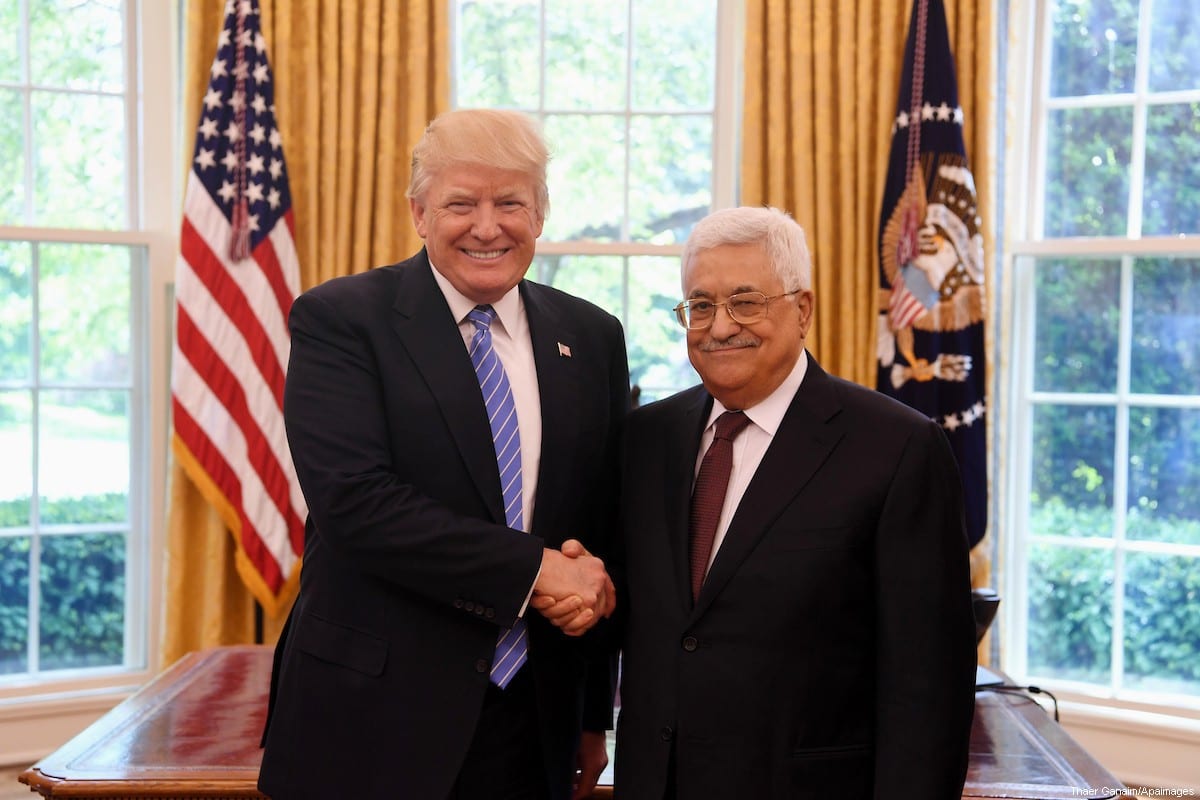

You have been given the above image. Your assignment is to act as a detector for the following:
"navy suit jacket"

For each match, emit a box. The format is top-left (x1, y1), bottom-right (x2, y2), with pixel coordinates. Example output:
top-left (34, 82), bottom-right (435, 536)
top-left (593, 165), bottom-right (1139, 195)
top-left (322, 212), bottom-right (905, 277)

top-left (613, 356), bottom-right (976, 800)
top-left (259, 250), bottom-right (629, 799)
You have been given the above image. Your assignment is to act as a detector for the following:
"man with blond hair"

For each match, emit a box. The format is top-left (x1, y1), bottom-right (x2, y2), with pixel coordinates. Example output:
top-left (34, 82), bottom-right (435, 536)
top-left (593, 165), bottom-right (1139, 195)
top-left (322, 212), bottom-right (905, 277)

top-left (260, 109), bottom-right (629, 800)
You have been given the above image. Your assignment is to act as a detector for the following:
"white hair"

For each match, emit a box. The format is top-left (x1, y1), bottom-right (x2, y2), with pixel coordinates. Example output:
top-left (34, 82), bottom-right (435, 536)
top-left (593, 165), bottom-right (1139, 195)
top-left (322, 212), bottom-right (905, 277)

top-left (681, 206), bottom-right (812, 291)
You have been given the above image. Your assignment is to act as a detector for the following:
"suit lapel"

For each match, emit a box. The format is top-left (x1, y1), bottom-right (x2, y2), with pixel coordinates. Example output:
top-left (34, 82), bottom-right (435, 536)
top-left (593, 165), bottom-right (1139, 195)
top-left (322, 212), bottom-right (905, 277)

top-left (690, 357), bottom-right (845, 619)
top-left (523, 282), bottom-right (574, 541)
top-left (389, 252), bottom-right (505, 524)
top-left (668, 387), bottom-right (711, 611)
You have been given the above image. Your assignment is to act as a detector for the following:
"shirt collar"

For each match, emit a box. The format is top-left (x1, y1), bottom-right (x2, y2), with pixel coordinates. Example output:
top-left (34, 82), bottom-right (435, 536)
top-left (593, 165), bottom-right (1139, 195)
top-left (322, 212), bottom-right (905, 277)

top-left (429, 261), bottom-right (523, 334)
top-left (706, 349), bottom-right (809, 437)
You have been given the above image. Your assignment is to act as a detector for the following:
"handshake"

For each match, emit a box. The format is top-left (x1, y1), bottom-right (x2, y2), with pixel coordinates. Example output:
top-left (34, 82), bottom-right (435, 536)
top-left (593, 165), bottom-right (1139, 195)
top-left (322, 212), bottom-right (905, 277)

top-left (531, 540), bottom-right (615, 636)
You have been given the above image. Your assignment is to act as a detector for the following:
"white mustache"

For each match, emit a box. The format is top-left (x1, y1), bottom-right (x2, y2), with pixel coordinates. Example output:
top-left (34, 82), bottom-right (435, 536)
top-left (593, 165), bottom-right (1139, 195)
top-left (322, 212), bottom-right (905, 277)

top-left (698, 335), bottom-right (759, 352)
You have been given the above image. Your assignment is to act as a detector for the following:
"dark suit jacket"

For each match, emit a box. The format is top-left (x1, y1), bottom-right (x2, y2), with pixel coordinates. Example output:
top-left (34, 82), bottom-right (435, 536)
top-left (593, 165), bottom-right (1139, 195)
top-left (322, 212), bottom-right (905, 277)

top-left (613, 355), bottom-right (976, 800)
top-left (258, 250), bottom-right (629, 800)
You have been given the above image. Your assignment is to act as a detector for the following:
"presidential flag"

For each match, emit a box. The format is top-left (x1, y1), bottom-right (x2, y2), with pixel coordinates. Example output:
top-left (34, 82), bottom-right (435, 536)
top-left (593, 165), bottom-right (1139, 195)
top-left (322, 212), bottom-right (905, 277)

top-left (877, 0), bottom-right (987, 548)
top-left (171, 0), bottom-right (306, 615)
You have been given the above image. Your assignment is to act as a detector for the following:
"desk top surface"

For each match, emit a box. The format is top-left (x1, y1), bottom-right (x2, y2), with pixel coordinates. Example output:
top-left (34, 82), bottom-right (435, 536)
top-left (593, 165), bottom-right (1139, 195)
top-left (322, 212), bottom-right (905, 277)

top-left (21, 646), bottom-right (269, 798)
top-left (21, 646), bottom-right (1125, 799)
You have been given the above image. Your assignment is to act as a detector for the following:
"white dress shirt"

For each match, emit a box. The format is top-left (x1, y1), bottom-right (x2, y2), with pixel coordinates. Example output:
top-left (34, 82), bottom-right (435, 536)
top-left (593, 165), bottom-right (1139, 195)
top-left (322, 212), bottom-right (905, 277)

top-left (694, 349), bottom-right (809, 577)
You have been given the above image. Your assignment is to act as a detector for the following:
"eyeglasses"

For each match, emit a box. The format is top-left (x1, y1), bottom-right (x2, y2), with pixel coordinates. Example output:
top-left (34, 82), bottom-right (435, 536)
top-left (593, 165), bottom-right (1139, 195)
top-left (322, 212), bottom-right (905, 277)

top-left (673, 290), bottom-right (800, 330)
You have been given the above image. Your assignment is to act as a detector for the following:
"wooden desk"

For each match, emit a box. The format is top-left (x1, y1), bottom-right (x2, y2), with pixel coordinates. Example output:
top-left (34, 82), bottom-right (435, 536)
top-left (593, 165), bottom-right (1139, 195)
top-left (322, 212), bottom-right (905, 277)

top-left (20, 646), bottom-right (269, 799)
top-left (21, 646), bottom-right (1125, 799)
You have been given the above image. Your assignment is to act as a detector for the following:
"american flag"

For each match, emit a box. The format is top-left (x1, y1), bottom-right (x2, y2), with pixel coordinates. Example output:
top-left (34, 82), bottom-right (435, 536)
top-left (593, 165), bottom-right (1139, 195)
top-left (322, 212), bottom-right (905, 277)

top-left (876, 0), bottom-right (988, 549)
top-left (171, 0), bottom-right (305, 615)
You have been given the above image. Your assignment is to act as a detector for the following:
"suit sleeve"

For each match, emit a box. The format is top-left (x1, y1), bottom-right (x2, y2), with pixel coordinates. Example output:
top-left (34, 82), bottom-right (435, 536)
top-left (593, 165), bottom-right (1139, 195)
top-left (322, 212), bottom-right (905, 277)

top-left (284, 288), bottom-right (544, 628)
top-left (872, 419), bottom-right (977, 799)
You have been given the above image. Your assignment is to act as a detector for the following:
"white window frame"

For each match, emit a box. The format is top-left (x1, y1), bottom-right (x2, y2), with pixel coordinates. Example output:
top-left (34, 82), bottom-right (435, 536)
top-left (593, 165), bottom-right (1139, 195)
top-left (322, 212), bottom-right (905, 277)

top-left (0, 0), bottom-right (177, 765)
top-left (449, 0), bottom-right (742, 399)
top-left (1001, 0), bottom-right (1200, 788)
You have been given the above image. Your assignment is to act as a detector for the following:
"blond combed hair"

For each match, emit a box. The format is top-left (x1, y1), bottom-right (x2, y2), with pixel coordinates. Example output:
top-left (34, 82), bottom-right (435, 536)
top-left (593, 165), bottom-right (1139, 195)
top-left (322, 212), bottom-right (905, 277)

top-left (407, 108), bottom-right (550, 221)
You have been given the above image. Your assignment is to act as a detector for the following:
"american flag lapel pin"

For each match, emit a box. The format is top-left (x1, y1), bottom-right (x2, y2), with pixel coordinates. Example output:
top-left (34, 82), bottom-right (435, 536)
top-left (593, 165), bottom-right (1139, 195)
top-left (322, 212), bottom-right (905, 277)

top-left (557, 342), bottom-right (572, 358)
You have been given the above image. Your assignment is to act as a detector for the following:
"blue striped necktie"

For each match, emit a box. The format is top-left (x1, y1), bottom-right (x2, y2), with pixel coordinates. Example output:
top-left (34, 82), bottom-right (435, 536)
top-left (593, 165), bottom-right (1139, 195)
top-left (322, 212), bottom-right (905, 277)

top-left (467, 305), bottom-right (528, 688)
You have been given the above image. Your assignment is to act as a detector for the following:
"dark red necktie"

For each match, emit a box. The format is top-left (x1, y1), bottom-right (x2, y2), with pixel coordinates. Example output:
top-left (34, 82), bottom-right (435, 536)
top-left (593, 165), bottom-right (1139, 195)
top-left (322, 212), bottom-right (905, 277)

top-left (689, 410), bottom-right (752, 601)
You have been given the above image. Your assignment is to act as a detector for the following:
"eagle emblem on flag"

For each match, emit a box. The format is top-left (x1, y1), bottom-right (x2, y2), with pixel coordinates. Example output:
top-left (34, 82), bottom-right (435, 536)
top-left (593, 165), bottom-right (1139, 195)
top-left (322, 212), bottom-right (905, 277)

top-left (876, 0), bottom-right (988, 549)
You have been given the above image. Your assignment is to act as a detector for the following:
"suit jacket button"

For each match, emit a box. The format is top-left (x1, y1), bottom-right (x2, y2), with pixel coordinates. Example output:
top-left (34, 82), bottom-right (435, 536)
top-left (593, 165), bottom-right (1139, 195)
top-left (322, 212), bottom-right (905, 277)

top-left (474, 606), bottom-right (485, 615)
top-left (682, 636), bottom-right (698, 652)
top-left (453, 598), bottom-right (464, 609)
top-left (485, 608), bottom-right (495, 619)
top-left (475, 659), bottom-right (489, 673)
top-left (660, 726), bottom-right (674, 741)
top-left (464, 601), bottom-right (475, 612)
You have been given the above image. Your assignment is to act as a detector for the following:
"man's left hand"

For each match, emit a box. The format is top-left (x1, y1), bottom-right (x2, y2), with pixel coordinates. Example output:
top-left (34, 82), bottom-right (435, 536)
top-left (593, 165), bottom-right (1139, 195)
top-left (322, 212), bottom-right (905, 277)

top-left (573, 730), bottom-right (609, 799)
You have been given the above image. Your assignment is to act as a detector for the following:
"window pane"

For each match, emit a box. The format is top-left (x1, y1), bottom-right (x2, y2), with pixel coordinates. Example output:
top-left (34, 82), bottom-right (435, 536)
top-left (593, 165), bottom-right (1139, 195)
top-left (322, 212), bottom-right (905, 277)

top-left (0, 536), bottom-right (31, 675)
top-left (536, 254), bottom-right (623, 319)
top-left (1142, 102), bottom-right (1200, 236)
top-left (39, 532), bottom-right (125, 670)
top-left (543, 114), bottom-right (626, 241)
top-left (1033, 258), bottom-right (1119, 393)
top-left (627, 256), bottom-right (693, 403)
top-left (1124, 552), bottom-right (1200, 696)
top-left (0, 391), bottom-right (33, 528)
top-left (1149, 0), bottom-right (1200, 92)
top-left (1043, 107), bottom-right (1131, 237)
top-left (1048, 0), bottom-right (1138, 97)
top-left (455, 0), bottom-right (539, 108)
top-left (39, 390), bottom-right (129, 525)
top-left (1127, 407), bottom-right (1200, 545)
top-left (1031, 404), bottom-right (1115, 538)
top-left (1131, 258), bottom-right (1200, 395)
top-left (1027, 542), bottom-right (1113, 683)
top-left (545, 0), bottom-right (626, 110)
top-left (29, 0), bottom-right (124, 91)
top-left (0, 241), bottom-right (33, 381)
top-left (39, 243), bottom-right (132, 384)
top-left (629, 114), bottom-right (711, 244)
top-left (0, 2), bottom-right (18, 81)
top-left (32, 90), bottom-right (126, 228)
top-left (0, 88), bottom-right (25, 225)
top-left (632, 0), bottom-right (715, 110)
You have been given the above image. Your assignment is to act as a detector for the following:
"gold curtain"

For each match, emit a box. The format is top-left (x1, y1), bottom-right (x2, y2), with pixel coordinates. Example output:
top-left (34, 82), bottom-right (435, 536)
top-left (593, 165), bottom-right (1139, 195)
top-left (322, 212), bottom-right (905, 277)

top-left (162, 0), bottom-right (447, 669)
top-left (742, 0), bottom-right (996, 657)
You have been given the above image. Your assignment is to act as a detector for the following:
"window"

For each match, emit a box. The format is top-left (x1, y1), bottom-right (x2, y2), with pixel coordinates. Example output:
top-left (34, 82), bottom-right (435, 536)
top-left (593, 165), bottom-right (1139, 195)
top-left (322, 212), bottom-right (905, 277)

top-left (0, 0), bottom-right (176, 697)
top-left (1005, 0), bottom-right (1200, 708)
top-left (452, 0), bottom-right (740, 402)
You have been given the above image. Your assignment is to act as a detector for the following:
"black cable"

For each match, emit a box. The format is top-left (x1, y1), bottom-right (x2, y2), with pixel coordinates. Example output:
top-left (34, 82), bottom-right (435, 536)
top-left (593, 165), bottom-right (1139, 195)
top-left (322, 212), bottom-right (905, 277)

top-left (978, 683), bottom-right (1060, 722)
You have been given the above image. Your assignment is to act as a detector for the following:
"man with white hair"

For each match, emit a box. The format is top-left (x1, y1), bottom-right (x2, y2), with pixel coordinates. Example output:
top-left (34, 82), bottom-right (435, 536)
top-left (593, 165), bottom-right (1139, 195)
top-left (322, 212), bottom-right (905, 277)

top-left (612, 206), bottom-right (976, 799)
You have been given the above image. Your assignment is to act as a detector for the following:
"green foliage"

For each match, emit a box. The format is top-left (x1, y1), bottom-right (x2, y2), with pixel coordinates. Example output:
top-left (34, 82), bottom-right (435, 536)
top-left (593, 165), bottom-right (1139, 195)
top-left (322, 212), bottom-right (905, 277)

top-left (0, 495), bottom-right (127, 674)
top-left (0, 88), bottom-right (24, 225)
top-left (1028, 541), bottom-right (1113, 683)
top-left (456, 1), bottom-right (540, 108)
top-left (38, 532), bottom-right (125, 671)
top-left (1125, 552), bottom-right (1200, 691)
top-left (1033, 259), bottom-right (1119, 393)
top-left (38, 244), bottom-right (133, 388)
top-left (1044, 107), bottom-right (1131, 237)
top-left (0, 492), bottom-right (127, 528)
top-left (0, 536), bottom-right (31, 675)
top-left (1142, 103), bottom-right (1200, 235)
top-left (1028, 506), bottom-right (1200, 693)
top-left (0, 243), bottom-right (33, 383)
top-left (29, 0), bottom-right (124, 91)
top-left (1045, 1), bottom-right (1200, 238)
top-left (1049, 0), bottom-right (1139, 96)
top-left (1031, 405), bottom-right (1115, 517)
top-left (1131, 259), bottom-right (1200, 395)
